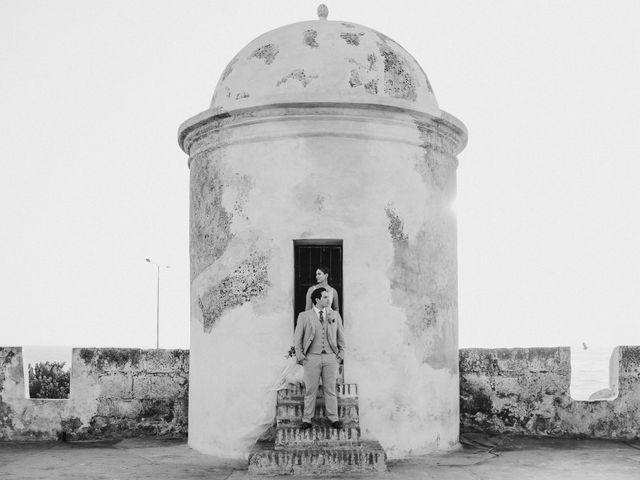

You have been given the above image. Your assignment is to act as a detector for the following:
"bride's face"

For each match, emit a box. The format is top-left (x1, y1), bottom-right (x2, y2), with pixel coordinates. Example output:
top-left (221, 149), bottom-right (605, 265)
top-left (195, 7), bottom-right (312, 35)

top-left (315, 269), bottom-right (328, 283)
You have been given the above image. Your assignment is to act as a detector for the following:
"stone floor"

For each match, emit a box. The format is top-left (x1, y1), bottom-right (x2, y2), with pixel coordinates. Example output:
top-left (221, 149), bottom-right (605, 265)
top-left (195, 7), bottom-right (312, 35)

top-left (0, 435), bottom-right (639, 479)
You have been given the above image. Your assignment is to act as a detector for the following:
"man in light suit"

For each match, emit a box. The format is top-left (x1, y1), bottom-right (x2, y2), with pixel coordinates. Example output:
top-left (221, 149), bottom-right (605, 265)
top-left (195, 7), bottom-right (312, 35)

top-left (294, 287), bottom-right (345, 429)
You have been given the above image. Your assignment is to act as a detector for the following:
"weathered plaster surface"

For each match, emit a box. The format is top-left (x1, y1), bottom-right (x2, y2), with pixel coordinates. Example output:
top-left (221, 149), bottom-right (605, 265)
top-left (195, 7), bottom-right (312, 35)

top-left (197, 251), bottom-right (271, 332)
top-left (7, 345), bottom-right (640, 447)
top-left (220, 57), bottom-right (239, 83)
top-left (276, 69), bottom-right (318, 88)
top-left (0, 347), bottom-right (188, 441)
top-left (180, 104), bottom-right (465, 458)
top-left (209, 20), bottom-right (440, 116)
top-left (248, 44), bottom-right (279, 65)
top-left (377, 42), bottom-right (417, 101)
top-left (71, 348), bottom-right (188, 440)
top-left (348, 69), bottom-right (362, 88)
top-left (190, 151), bottom-right (233, 281)
top-left (414, 118), bottom-right (461, 193)
top-left (340, 32), bottom-right (365, 46)
top-left (460, 346), bottom-right (640, 439)
top-left (303, 29), bottom-right (319, 48)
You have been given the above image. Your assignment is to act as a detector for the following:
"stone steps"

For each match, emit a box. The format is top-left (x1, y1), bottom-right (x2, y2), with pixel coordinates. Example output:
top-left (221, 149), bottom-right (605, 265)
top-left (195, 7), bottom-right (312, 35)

top-left (276, 403), bottom-right (360, 424)
top-left (250, 382), bottom-right (386, 475)
top-left (277, 383), bottom-right (358, 401)
top-left (248, 441), bottom-right (387, 475)
top-left (276, 424), bottom-right (361, 447)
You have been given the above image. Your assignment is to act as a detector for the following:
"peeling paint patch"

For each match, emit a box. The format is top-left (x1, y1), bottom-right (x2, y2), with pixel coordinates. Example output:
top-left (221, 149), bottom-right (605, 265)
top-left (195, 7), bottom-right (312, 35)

top-left (346, 55), bottom-right (377, 72)
top-left (385, 204), bottom-right (456, 370)
top-left (346, 55), bottom-right (378, 93)
top-left (364, 79), bottom-right (378, 94)
top-left (220, 57), bottom-right (238, 82)
top-left (2, 350), bottom-right (15, 367)
top-left (249, 44), bottom-right (279, 65)
top-left (348, 69), bottom-right (362, 88)
top-left (197, 251), bottom-right (271, 332)
top-left (0, 398), bottom-right (14, 431)
top-left (378, 43), bottom-right (417, 101)
top-left (414, 120), bottom-right (447, 188)
top-left (276, 69), bottom-right (318, 88)
top-left (235, 91), bottom-right (250, 100)
top-left (423, 303), bottom-right (438, 328)
top-left (231, 173), bottom-right (252, 219)
top-left (367, 53), bottom-right (377, 71)
top-left (303, 29), bottom-right (319, 48)
top-left (190, 154), bottom-right (233, 281)
top-left (384, 204), bottom-right (408, 243)
top-left (340, 32), bottom-right (365, 46)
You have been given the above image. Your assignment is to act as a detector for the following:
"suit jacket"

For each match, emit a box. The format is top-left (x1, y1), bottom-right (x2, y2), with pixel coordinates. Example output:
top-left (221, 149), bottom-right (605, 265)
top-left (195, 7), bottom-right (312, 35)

top-left (294, 308), bottom-right (345, 363)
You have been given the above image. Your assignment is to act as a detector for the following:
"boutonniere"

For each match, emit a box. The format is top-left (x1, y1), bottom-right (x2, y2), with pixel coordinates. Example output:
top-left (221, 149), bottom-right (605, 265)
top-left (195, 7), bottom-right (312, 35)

top-left (326, 310), bottom-right (336, 324)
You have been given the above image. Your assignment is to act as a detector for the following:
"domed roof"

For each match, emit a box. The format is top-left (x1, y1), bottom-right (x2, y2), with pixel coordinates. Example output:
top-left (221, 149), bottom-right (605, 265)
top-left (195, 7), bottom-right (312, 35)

top-left (211, 9), bottom-right (440, 116)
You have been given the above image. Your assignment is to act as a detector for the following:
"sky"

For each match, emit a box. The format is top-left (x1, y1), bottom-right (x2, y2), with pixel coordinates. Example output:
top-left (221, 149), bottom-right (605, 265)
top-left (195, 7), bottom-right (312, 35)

top-left (1, 0), bottom-right (639, 354)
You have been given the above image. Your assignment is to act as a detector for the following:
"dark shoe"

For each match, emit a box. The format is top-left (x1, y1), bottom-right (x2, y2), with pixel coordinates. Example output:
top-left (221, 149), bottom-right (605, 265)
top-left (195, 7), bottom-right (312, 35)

top-left (300, 422), bottom-right (313, 430)
top-left (331, 421), bottom-right (343, 429)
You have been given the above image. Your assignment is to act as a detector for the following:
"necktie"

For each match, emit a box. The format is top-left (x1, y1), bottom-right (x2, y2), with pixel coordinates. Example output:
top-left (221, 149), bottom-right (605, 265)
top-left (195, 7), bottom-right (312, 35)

top-left (319, 311), bottom-right (324, 323)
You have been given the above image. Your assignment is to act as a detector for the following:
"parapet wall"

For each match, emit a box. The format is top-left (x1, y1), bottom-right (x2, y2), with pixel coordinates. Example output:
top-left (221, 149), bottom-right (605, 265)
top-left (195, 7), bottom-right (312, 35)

top-left (459, 346), bottom-right (640, 439)
top-left (0, 347), bottom-right (188, 441)
top-left (3, 345), bottom-right (640, 442)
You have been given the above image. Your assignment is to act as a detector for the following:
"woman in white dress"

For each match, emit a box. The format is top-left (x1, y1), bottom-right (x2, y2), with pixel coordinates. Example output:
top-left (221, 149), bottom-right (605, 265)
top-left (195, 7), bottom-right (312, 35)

top-left (305, 266), bottom-right (340, 312)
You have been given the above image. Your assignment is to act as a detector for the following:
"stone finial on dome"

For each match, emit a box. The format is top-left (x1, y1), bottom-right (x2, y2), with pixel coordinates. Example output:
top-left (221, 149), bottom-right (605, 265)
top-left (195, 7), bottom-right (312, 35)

top-left (317, 4), bottom-right (329, 20)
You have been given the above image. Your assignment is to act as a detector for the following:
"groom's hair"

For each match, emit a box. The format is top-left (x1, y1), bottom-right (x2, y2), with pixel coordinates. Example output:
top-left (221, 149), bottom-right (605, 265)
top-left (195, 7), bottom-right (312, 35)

top-left (311, 287), bottom-right (326, 306)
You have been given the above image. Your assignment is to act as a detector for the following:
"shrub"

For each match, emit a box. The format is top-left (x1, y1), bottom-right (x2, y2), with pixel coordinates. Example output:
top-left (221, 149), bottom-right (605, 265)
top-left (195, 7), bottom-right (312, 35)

top-left (28, 361), bottom-right (70, 399)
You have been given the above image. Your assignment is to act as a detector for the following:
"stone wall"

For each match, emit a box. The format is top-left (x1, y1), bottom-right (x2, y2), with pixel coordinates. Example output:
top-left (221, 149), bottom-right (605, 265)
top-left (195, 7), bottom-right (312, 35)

top-left (0, 347), bottom-right (188, 441)
top-left (4, 345), bottom-right (640, 442)
top-left (459, 346), bottom-right (640, 439)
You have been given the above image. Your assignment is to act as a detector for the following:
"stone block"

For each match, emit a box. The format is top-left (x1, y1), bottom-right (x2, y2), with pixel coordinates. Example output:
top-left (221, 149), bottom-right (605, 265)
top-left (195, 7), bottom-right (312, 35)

top-left (171, 397), bottom-right (189, 423)
top-left (276, 403), bottom-right (359, 425)
top-left (137, 350), bottom-right (189, 374)
top-left (95, 399), bottom-right (142, 418)
top-left (248, 441), bottom-right (387, 475)
top-left (97, 374), bottom-right (133, 399)
top-left (492, 376), bottom-right (523, 396)
top-left (276, 424), bottom-right (361, 447)
top-left (138, 398), bottom-right (175, 420)
top-left (132, 375), bottom-right (184, 399)
top-left (277, 383), bottom-right (358, 402)
top-left (618, 346), bottom-right (640, 393)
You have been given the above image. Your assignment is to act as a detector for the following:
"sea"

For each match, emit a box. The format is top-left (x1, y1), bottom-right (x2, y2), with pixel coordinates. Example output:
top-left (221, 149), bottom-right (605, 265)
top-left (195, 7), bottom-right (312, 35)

top-left (568, 345), bottom-right (616, 400)
top-left (20, 344), bottom-right (617, 401)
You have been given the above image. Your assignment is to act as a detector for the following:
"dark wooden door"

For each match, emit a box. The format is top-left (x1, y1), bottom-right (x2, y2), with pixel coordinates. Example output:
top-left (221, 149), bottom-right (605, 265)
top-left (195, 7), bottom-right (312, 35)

top-left (293, 240), bottom-right (343, 330)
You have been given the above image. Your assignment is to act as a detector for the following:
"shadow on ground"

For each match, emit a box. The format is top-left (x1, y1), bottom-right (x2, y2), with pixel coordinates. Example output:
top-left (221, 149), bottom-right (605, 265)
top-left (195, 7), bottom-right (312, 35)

top-left (1, 435), bottom-right (639, 479)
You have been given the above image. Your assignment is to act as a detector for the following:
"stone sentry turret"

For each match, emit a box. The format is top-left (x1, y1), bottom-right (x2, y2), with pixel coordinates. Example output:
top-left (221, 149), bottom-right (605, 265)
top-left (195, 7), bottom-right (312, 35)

top-left (177, 4), bottom-right (467, 470)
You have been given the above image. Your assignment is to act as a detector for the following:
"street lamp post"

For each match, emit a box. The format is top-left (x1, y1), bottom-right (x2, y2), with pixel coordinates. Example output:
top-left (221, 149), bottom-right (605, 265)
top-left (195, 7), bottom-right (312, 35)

top-left (145, 258), bottom-right (170, 349)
